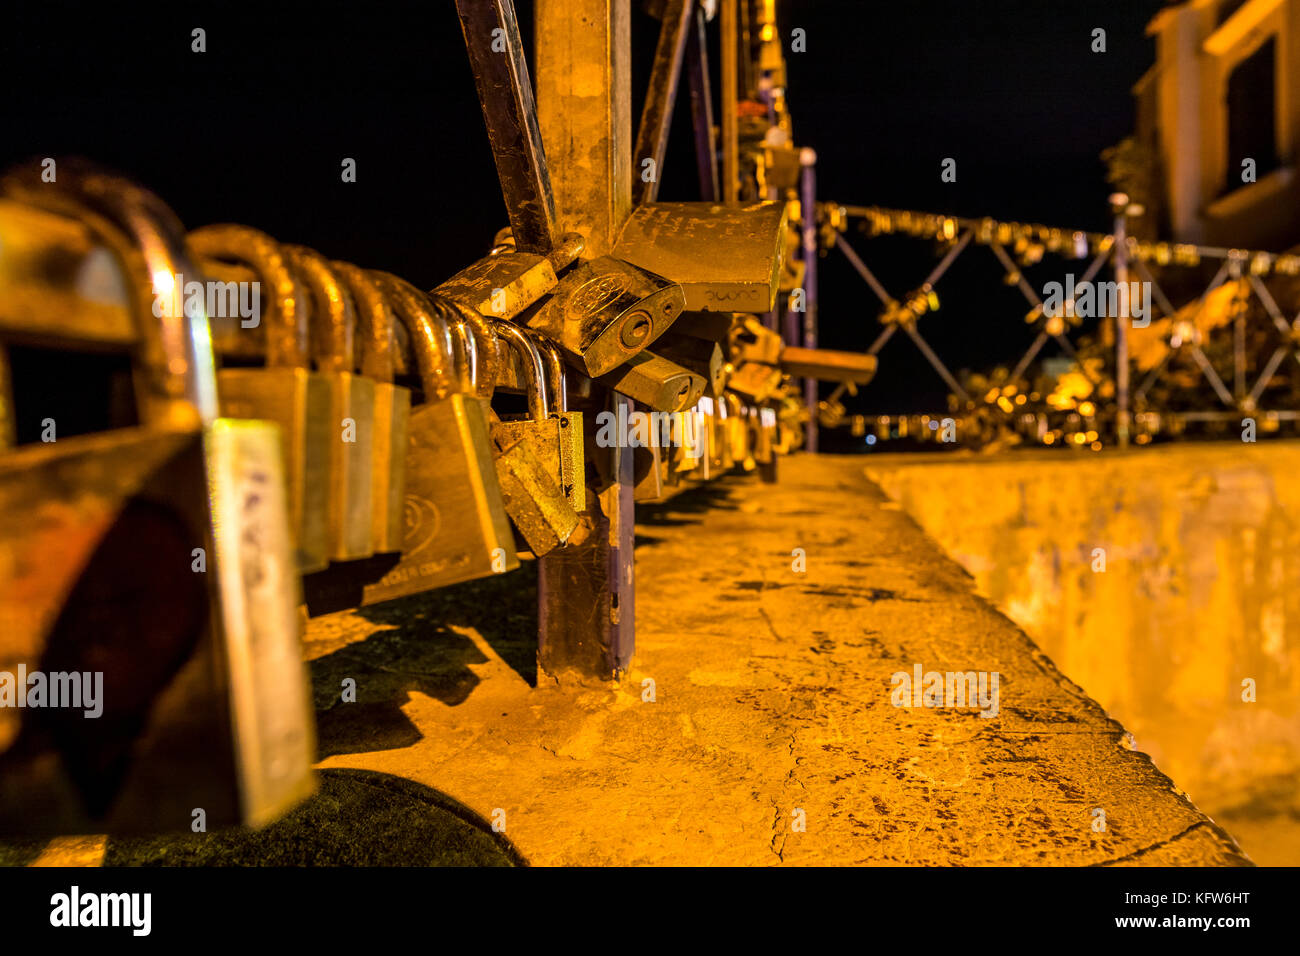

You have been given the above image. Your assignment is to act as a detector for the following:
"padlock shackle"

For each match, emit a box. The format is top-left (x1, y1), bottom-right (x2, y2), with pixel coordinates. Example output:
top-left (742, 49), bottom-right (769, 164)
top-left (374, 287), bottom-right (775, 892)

top-left (372, 272), bottom-right (458, 403)
top-left (189, 224), bottom-right (311, 371)
top-left (285, 246), bottom-right (354, 376)
top-left (332, 261), bottom-right (395, 383)
top-left (2, 160), bottom-right (220, 424)
top-left (433, 295), bottom-right (500, 400)
top-left (529, 332), bottom-right (568, 414)
top-left (491, 319), bottom-right (548, 421)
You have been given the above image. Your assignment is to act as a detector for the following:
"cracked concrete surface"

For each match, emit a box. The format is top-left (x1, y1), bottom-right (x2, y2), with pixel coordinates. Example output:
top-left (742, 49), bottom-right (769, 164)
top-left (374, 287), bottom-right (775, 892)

top-left (6, 454), bottom-right (1249, 866)
top-left (296, 454), bottom-right (1249, 866)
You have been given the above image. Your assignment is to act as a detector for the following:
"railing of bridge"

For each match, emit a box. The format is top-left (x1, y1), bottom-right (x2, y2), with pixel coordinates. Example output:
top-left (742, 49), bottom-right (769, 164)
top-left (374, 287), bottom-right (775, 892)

top-left (817, 198), bottom-right (1300, 450)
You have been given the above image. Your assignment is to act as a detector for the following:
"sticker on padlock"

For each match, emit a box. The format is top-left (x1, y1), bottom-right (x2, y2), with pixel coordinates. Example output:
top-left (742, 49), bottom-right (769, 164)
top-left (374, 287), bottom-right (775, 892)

top-left (524, 256), bottom-right (686, 377)
top-left (191, 224), bottom-right (332, 574)
top-left (332, 262), bottom-right (410, 554)
top-left (359, 274), bottom-right (518, 604)
top-left (0, 162), bottom-right (314, 835)
top-left (286, 246), bottom-right (375, 563)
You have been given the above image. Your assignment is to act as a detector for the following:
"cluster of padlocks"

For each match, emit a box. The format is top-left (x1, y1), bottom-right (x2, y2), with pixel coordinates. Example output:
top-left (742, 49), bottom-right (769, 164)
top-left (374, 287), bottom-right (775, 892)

top-left (0, 156), bottom-right (864, 834)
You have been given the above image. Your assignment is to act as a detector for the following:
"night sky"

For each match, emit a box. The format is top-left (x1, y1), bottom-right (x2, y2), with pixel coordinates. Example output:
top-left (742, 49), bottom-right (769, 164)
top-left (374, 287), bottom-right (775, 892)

top-left (0, 0), bottom-right (1168, 440)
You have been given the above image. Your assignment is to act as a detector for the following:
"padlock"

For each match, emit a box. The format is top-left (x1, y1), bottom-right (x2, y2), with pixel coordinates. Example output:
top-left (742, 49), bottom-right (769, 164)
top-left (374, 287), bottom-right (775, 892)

top-left (596, 348), bottom-right (706, 412)
top-left (694, 398), bottom-right (716, 480)
top-left (727, 394), bottom-right (756, 471)
top-left (331, 261), bottom-right (409, 553)
top-left (525, 329), bottom-right (585, 513)
top-left (433, 232), bottom-right (583, 321)
top-left (524, 256), bottom-right (686, 377)
top-left (358, 273), bottom-right (518, 604)
top-left (285, 245), bottom-right (375, 563)
top-left (754, 404), bottom-right (776, 463)
top-left (0, 163), bottom-right (314, 835)
top-left (710, 394), bottom-right (733, 471)
top-left (488, 320), bottom-right (580, 555)
top-left (652, 332), bottom-right (726, 396)
top-left (190, 224), bottom-right (331, 574)
top-left (630, 400), bottom-right (665, 501)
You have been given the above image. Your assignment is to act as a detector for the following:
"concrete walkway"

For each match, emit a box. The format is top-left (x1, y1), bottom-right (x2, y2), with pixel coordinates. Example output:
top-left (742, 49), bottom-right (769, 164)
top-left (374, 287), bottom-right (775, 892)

top-left (5, 454), bottom-right (1251, 866)
top-left (299, 454), bottom-right (1249, 866)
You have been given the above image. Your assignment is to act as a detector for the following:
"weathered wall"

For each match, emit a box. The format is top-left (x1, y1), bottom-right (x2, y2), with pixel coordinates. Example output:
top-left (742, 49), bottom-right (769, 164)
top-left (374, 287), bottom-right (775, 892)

top-left (868, 443), bottom-right (1300, 863)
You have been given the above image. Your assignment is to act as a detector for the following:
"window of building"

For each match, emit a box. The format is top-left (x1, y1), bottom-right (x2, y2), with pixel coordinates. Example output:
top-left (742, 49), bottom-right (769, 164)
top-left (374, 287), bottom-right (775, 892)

top-left (1224, 36), bottom-right (1280, 192)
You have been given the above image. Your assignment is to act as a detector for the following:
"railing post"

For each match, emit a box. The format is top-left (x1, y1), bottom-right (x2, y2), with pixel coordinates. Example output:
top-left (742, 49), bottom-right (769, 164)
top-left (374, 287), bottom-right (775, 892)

top-left (800, 148), bottom-right (819, 453)
top-left (1111, 194), bottom-right (1130, 450)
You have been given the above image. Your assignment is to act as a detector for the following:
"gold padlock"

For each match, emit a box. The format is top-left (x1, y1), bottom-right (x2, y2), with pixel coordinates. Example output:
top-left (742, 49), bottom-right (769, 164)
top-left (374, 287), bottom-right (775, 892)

top-left (333, 261), bottom-right (409, 553)
top-left (0, 162), bottom-right (314, 834)
top-left (190, 224), bottom-right (331, 574)
top-left (285, 246), bottom-right (376, 563)
top-left (488, 320), bottom-right (580, 556)
top-left (359, 273), bottom-right (518, 603)
top-left (498, 328), bottom-right (587, 513)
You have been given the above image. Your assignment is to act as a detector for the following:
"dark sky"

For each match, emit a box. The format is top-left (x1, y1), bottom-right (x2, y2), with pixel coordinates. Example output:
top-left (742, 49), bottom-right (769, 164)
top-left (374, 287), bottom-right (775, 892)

top-left (0, 0), bottom-right (1168, 429)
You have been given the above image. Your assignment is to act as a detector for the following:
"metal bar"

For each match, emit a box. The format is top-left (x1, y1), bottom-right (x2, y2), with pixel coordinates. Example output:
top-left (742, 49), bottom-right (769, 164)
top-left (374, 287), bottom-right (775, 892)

top-left (836, 204), bottom-right (1281, 263)
top-left (922, 229), bottom-right (973, 287)
top-left (833, 232), bottom-right (892, 304)
top-left (455, 0), bottom-right (557, 254)
top-left (1248, 346), bottom-right (1289, 407)
top-left (685, 5), bottom-right (719, 202)
top-left (1010, 330), bottom-right (1050, 383)
top-left (1135, 348), bottom-right (1174, 403)
top-left (1131, 257), bottom-right (1179, 320)
top-left (1113, 210), bottom-right (1130, 448)
top-left (534, 0), bottom-right (634, 681)
top-left (1248, 274), bottom-right (1294, 336)
top-left (989, 241), bottom-right (1043, 307)
top-left (1189, 345), bottom-right (1237, 407)
top-left (800, 150), bottom-right (819, 453)
top-left (720, 0), bottom-right (739, 205)
top-left (903, 323), bottom-right (969, 402)
top-left (632, 0), bottom-right (692, 205)
top-left (867, 323), bottom-right (896, 356)
top-left (535, 0), bottom-right (632, 256)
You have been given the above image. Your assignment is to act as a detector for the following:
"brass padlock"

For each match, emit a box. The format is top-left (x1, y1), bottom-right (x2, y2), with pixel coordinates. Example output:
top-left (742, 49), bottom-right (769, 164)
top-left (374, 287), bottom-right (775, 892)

top-left (359, 273), bottom-right (518, 604)
top-left (712, 394), bottom-right (733, 471)
top-left (524, 256), bottom-right (686, 377)
top-left (631, 402), bottom-right (665, 501)
top-left (596, 348), bottom-right (706, 413)
top-left (754, 404), bottom-right (776, 463)
top-left (332, 261), bottom-right (409, 553)
top-left (521, 329), bottom-right (585, 513)
top-left (0, 163), bottom-right (314, 835)
top-left (285, 246), bottom-right (375, 563)
top-left (727, 394), bottom-right (756, 471)
top-left (190, 224), bottom-right (331, 574)
top-left (488, 320), bottom-right (580, 556)
top-left (694, 398), bottom-right (716, 480)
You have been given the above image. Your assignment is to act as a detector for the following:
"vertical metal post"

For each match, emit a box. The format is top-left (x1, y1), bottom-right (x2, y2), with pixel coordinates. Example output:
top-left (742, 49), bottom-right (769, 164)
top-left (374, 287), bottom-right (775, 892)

top-left (536, 0), bottom-right (632, 255)
top-left (720, 0), bottom-right (739, 206)
top-left (800, 148), bottom-right (819, 453)
top-left (685, 5), bottom-right (719, 202)
top-left (535, 0), bottom-right (635, 681)
top-left (633, 0), bottom-right (692, 206)
top-left (1112, 199), bottom-right (1130, 449)
top-left (455, 0), bottom-right (558, 254)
